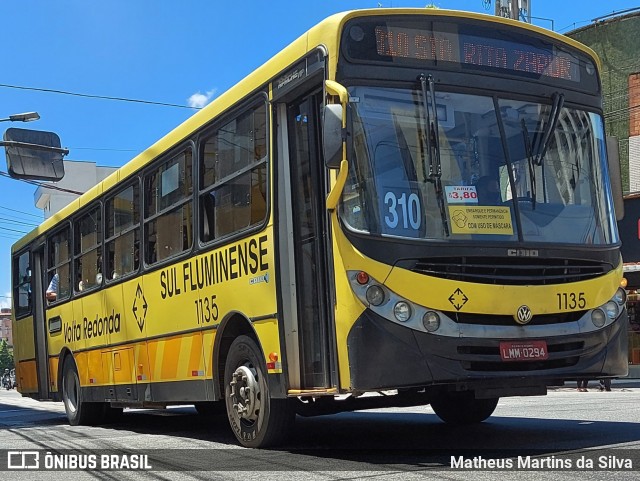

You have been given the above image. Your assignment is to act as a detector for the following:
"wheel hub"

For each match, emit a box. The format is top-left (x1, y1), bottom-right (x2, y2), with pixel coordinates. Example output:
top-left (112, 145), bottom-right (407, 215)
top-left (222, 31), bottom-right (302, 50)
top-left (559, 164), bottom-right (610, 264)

top-left (229, 365), bottom-right (261, 422)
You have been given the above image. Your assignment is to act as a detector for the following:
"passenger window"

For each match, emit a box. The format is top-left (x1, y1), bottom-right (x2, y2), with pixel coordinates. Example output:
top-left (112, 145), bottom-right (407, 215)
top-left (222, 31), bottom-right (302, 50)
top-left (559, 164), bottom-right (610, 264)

top-left (74, 207), bottom-right (102, 293)
top-left (199, 101), bottom-right (268, 243)
top-left (13, 251), bottom-right (31, 316)
top-left (144, 148), bottom-right (193, 264)
top-left (47, 226), bottom-right (72, 302)
top-left (106, 184), bottom-right (140, 279)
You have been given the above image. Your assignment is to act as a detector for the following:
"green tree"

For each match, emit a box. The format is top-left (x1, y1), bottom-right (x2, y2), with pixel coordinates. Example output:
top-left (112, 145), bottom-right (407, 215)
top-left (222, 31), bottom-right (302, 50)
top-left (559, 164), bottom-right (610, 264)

top-left (0, 340), bottom-right (14, 371)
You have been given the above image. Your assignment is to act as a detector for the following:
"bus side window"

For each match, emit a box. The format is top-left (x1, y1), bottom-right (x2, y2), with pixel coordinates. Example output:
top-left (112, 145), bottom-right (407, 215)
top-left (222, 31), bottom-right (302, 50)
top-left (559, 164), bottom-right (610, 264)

top-left (201, 193), bottom-right (216, 243)
top-left (198, 99), bottom-right (268, 244)
top-left (13, 251), bottom-right (32, 316)
top-left (144, 148), bottom-right (193, 265)
top-left (106, 183), bottom-right (140, 279)
top-left (47, 226), bottom-right (72, 304)
top-left (74, 206), bottom-right (102, 293)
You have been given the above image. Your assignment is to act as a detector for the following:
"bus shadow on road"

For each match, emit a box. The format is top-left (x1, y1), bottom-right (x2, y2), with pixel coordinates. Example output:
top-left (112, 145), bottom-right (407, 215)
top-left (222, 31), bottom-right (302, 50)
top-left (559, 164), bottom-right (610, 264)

top-left (105, 406), bottom-right (238, 444)
top-left (271, 410), bottom-right (640, 469)
top-left (290, 410), bottom-right (640, 449)
top-left (4, 400), bottom-right (640, 470)
top-left (105, 405), bottom-right (640, 450)
top-left (96, 407), bottom-right (640, 470)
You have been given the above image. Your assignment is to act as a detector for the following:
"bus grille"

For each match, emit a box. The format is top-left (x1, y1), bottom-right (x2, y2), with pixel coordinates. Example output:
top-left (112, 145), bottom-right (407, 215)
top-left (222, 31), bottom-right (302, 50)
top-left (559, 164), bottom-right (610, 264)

top-left (411, 257), bottom-right (609, 285)
top-left (444, 310), bottom-right (586, 326)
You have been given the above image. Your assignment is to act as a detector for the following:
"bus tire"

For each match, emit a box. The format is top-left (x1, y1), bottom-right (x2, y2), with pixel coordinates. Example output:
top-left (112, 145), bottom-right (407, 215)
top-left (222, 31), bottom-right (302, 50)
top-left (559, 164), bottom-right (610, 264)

top-left (224, 335), bottom-right (293, 447)
top-left (430, 392), bottom-right (498, 425)
top-left (61, 357), bottom-right (104, 426)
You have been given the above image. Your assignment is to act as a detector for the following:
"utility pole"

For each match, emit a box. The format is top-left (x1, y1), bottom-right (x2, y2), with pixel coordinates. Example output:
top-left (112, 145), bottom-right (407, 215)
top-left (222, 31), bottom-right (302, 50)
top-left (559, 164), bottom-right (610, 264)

top-left (493, 0), bottom-right (531, 23)
top-left (510, 0), bottom-right (519, 19)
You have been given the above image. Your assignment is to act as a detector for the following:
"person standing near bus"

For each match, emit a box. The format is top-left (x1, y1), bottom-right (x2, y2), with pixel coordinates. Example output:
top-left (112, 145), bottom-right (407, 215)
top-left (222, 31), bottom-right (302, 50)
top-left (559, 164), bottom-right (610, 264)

top-left (599, 379), bottom-right (612, 391)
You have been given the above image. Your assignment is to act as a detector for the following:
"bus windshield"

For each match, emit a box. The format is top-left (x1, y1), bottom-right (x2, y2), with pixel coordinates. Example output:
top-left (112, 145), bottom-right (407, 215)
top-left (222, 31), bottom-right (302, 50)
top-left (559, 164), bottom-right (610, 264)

top-left (341, 86), bottom-right (618, 245)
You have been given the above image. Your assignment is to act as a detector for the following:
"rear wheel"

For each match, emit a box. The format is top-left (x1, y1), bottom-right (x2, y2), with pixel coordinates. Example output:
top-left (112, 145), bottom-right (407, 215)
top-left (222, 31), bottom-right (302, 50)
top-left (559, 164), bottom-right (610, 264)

top-left (224, 335), bottom-right (293, 447)
top-left (61, 356), bottom-right (104, 426)
top-left (430, 391), bottom-right (498, 425)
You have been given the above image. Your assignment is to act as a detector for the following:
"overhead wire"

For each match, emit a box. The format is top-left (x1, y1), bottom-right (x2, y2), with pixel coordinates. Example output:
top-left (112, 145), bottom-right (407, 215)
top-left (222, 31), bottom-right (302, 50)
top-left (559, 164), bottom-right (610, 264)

top-left (0, 216), bottom-right (38, 227)
top-left (0, 205), bottom-right (42, 219)
top-left (2, 226), bottom-right (29, 235)
top-left (0, 171), bottom-right (84, 195)
top-left (0, 82), bottom-right (201, 110)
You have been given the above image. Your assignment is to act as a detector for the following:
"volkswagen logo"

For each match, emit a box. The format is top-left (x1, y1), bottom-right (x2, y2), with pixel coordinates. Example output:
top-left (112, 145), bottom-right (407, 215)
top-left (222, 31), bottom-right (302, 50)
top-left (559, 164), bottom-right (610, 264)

top-left (514, 305), bottom-right (533, 325)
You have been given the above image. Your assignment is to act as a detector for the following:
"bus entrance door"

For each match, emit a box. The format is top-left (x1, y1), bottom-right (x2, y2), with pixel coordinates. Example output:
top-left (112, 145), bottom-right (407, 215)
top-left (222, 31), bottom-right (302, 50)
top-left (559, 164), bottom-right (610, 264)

top-left (279, 90), bottom-right (336, 390)
top-left (33, 248), bottom-right (51, 399)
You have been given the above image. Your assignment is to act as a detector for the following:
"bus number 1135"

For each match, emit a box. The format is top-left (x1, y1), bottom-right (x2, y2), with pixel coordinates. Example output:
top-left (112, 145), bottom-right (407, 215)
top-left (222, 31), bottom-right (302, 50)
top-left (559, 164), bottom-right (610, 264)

top-left (195, 295), bottom-right (219, 324)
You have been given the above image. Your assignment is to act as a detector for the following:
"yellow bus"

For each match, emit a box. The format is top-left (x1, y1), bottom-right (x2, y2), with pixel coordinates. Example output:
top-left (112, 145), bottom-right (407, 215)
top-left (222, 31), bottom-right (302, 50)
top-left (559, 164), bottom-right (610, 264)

top-left (11, 8), bottom-right (628, 448)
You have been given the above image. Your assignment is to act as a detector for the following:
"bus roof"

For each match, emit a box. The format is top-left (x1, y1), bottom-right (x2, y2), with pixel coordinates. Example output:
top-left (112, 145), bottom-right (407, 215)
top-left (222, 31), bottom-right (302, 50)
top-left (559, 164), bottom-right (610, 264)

top-left (11, 8), bottom-right (600, 254)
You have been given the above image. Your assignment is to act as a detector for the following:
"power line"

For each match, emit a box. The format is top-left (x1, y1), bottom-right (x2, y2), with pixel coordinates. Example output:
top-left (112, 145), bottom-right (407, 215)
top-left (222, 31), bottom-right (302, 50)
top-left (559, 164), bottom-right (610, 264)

top-left (0, 171), bottom-right (84, 195)
top-left (0, 205), bottom-right (42, 219)
top-left (0, 82), bottom-right (201, 110)
top-left (70, 147), bottom-right (140, 153)
top-left (0, 205), bottom-right (42, 221)
top-left (2, 226), bottom-right (29, 235)
top-left (0, 216), bottom-right (38, 227)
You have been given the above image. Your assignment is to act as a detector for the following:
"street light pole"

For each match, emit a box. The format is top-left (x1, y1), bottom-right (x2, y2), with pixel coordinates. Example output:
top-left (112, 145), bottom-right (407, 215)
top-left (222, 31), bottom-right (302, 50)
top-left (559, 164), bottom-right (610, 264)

top-left (0, 112), bottom-right (40, 123)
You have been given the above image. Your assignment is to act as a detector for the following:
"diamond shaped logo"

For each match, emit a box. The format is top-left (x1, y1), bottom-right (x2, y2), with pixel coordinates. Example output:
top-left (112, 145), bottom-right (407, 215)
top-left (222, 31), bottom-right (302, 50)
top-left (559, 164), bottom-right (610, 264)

top-left (132, 283), bottom-right (148, 332)
top-left (448, 288), bottom-right (468, 311)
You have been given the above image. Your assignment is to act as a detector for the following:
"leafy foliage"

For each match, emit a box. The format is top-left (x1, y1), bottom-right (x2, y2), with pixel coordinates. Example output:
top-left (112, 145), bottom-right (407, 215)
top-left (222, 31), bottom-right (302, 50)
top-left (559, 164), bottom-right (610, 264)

top-left (0, 340), bottom-right (14, 371)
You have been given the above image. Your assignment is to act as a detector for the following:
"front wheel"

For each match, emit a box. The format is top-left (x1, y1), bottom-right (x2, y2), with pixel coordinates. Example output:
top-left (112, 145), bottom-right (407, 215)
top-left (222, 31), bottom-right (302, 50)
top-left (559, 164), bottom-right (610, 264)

top-left (430, 391), bottom-right (498, 425)
top-left (224, 335), bottom-right (293, 447)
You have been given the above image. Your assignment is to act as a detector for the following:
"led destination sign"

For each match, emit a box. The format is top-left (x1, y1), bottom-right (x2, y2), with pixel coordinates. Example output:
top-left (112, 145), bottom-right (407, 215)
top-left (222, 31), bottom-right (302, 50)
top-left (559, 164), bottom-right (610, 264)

top-left (344, 19), bottom-right (592, 86)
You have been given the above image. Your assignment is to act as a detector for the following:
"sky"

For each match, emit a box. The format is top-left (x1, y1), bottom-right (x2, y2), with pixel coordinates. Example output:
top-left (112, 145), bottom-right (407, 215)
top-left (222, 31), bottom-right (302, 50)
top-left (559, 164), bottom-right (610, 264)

top-left (1, 0), bottom-right (638, 307)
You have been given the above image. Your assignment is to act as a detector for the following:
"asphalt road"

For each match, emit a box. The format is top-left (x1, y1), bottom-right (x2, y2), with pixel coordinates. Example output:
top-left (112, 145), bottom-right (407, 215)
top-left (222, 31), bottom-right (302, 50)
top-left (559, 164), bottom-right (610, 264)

top-left (1, 381), bottom-right (639, 480)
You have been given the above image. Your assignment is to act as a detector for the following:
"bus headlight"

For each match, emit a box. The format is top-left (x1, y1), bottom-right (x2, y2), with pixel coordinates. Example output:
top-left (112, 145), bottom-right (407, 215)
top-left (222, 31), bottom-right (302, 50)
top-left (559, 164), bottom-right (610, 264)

top-left (614, 287), bottom-right (627, 305)
top-left (422, 311), bottom-right (440, 332)
top-left (591, 308), bottom-right (606, 327)
top-left (366, 285), bottom-right (385, 306)
top-left (393, 301), bottom-right (412, 322)
top-left (604, 301), bottom-right (619, 320)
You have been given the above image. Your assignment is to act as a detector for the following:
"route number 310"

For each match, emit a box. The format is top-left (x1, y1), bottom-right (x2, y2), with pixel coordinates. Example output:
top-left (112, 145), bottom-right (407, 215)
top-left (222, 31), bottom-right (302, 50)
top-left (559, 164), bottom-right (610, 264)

top-left (384, 191), bottom-right (422, 230)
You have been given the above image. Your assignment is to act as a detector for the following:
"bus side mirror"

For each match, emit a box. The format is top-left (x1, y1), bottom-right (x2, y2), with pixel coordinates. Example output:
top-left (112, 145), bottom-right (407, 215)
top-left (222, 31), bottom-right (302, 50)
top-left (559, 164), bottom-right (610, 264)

top-left (3, 128), bottom-right (67, 181)
top-left (607, 136), bottom-right (624, 221)
top-left (322, 104), bottom-right (343, 169)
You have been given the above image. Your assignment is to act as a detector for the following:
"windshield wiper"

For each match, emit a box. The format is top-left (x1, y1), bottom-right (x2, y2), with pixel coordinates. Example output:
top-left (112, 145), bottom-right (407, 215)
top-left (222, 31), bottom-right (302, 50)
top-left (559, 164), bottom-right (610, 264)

top-left (534, 92), bottom-right (564, 166)
top-left (419, 73), bottom-right (449, 236)
top-left (520, 92), bottom-right (565, 209)
top-left (521, 119), bottom-right (538, 209)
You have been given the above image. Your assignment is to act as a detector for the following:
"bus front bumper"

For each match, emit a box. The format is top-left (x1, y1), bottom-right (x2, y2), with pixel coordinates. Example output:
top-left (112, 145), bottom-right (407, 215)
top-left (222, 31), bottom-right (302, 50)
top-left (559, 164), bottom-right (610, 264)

top-left (346, 308), bottom-right (629, 392)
